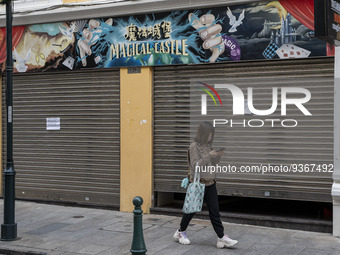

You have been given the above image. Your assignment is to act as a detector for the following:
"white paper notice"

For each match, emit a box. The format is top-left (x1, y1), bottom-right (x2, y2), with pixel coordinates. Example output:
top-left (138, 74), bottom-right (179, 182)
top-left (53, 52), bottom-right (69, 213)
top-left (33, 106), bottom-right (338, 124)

top-left (46, 117), bottom-right (60, 130)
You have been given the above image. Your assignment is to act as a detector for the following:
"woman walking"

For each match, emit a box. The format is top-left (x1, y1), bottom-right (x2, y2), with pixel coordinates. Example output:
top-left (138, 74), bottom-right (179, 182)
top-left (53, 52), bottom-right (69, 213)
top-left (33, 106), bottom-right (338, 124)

top-left (173, 122), bottom-right (238, 249)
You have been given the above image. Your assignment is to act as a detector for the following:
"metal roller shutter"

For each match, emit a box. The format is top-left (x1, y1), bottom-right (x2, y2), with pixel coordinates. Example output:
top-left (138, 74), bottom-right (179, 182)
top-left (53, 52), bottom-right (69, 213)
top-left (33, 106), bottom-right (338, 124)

top-left (154, 57), bottom-right (334, 202)
top-left (2, 69), bottom-right (120, 206)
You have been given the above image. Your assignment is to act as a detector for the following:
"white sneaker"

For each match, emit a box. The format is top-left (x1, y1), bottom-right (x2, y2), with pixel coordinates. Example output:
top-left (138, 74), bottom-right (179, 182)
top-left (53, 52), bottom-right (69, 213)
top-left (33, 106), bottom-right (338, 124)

top-left (173, 229), bottom-right (191, 245)
top-left (217, 234), bottom-right (238, 248)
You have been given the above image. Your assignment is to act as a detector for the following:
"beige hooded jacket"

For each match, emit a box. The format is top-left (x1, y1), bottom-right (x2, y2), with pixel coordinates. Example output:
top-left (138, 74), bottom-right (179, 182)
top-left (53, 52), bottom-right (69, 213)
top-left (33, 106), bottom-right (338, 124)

top-left (188, 141), bottom-right (221, 186)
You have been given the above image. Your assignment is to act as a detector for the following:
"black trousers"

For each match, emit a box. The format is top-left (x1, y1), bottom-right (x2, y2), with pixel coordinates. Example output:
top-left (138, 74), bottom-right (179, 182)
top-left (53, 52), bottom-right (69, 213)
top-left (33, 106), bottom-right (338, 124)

top-left (180, 182), bottom-right (224, 238)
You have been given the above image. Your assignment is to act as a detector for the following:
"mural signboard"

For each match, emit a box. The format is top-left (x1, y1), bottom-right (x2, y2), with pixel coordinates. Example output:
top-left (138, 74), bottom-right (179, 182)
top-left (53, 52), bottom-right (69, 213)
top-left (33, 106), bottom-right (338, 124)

top-left (0, 1), bottom-right (328, 73)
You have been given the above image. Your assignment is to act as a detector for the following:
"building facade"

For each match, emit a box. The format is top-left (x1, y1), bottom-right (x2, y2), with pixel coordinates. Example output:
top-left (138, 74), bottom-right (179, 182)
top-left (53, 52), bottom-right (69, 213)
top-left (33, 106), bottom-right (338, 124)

top-left (0, 0), bottom-right (339, 236)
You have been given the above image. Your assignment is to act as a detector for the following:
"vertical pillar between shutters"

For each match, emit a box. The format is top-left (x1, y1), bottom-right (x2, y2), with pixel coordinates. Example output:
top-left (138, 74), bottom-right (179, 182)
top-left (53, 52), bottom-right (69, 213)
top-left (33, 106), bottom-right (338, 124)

top-left (120, 67), bottom-right (153, 213)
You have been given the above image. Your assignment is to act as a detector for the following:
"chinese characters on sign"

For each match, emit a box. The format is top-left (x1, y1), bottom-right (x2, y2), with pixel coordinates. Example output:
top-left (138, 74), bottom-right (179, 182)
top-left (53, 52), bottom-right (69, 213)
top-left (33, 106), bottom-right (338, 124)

top-left (125, 21), bottom-right (172, 41)
top-left (110, 20), bottom-right (188, 60)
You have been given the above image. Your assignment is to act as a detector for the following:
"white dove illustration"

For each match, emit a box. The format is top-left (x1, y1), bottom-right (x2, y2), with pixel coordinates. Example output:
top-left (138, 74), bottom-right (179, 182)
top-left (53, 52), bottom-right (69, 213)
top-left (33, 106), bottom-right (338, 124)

top-left (227, 7), bottom-right (245, 33)
top-left (13, 48), bottom-right (31, 73)
top-left (59, 22), bottom-right (76, 39)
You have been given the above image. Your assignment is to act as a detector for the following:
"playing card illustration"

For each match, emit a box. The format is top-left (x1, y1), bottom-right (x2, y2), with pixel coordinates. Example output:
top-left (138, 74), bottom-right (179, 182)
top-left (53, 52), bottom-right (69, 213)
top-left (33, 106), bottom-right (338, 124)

top-left (263, 42), bottom-right (279, 59)
top-left (276, 44), bottom-right (311, 59)
top-left (62, 56), bottom-right (75, 70)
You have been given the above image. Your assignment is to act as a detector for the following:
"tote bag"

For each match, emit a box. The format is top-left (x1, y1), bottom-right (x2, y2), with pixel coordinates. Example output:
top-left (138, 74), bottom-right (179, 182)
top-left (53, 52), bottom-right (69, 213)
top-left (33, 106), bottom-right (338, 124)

top-left (182, 164), bottom-right (205, 214)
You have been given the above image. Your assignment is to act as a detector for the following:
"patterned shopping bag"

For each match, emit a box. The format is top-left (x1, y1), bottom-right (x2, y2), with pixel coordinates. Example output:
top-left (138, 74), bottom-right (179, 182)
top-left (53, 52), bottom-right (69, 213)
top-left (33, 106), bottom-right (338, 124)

top-left (182, 166), bottom-right (205, 214)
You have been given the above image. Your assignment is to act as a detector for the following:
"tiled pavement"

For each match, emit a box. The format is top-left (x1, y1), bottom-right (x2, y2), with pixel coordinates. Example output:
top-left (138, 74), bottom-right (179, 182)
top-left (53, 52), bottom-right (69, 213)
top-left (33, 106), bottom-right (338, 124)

top-left (0, 200), bottom-right (339, 255)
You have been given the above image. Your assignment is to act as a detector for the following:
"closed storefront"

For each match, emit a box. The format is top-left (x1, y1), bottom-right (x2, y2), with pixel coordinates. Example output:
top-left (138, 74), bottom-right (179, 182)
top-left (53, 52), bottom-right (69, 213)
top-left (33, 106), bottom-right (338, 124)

top-left (1, 0), bottom-right (339, 228)
top-left (2, 69), bottom-right (120, 206)
top-left (154, 57), bottom-right (334, 202)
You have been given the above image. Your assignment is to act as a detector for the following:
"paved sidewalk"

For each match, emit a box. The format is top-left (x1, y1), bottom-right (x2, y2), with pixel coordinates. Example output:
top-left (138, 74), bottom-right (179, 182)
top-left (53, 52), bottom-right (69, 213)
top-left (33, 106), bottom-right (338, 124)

top-left (0, 200), bottom-right (339, 255)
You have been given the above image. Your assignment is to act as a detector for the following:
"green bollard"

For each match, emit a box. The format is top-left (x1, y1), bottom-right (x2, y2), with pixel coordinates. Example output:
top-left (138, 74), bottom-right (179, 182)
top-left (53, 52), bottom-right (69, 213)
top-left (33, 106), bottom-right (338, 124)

top-left (130, 196), bottom-right (147, 255)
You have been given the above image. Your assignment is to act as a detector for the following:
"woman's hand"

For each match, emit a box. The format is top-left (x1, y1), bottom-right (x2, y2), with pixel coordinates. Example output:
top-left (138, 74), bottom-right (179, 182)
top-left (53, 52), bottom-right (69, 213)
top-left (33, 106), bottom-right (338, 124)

top-left (210, 150), bottom-right (224, 158)
top-left (217, 150), bottom-right (224, 157)
top-left (209, 150), bottom-right (219, 158)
